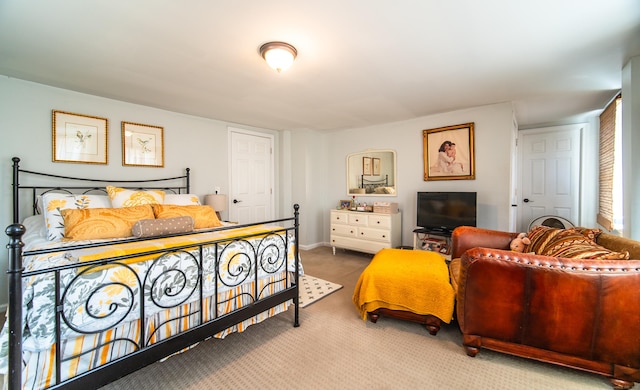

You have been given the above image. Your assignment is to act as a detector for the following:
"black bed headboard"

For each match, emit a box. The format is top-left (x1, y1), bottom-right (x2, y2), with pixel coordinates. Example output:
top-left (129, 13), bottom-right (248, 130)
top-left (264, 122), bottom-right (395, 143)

top-left (11, 157), bottom-right (191, 224)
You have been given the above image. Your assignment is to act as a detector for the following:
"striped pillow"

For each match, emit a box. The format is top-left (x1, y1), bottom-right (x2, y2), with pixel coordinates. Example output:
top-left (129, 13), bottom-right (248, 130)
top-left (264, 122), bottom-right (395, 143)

top-left (527, 226), bottom-right (629, 260)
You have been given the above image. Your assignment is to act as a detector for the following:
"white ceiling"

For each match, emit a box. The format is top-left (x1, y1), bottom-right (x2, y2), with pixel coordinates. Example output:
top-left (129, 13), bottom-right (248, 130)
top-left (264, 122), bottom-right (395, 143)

top-left (1, 1), bottom-right (639, 132)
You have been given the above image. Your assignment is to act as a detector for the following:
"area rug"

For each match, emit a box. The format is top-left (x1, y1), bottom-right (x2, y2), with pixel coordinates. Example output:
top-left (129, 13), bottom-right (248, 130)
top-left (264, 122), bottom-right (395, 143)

top-left (298, 275), bottom-right (343, 308)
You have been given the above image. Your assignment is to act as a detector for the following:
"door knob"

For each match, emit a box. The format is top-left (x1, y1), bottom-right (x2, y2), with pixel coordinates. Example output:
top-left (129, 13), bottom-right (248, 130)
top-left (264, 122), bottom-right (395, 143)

top-left (233, 199), bottom-right (242, 204)
top-left (523, 198), bottom-right (531, 203)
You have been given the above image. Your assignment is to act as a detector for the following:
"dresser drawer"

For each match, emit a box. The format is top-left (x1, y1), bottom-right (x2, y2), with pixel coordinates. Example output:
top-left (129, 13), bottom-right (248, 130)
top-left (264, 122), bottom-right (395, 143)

top-left (331, 211), bottom-right (349, 225)
top-left (358, 227), bottom-right (392, 243)
top-left (331, 224), bottom-right (357, 237)
top-left (330, 236), bottom-right (389, 254)
top-left (367, 215), bottom-right (391, 229)
top-left (348, 213), bottom-right (368, 226)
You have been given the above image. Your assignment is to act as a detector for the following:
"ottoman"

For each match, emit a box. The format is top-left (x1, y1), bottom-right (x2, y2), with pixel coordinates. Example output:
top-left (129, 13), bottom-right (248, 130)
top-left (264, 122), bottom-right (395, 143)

top-left (352, 248), bottom-right (455, 335)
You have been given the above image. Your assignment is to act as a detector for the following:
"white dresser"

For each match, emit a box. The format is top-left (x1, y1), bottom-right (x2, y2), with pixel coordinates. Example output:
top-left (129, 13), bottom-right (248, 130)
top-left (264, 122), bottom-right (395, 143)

top-left (330, 209), bottom-right (402, 255)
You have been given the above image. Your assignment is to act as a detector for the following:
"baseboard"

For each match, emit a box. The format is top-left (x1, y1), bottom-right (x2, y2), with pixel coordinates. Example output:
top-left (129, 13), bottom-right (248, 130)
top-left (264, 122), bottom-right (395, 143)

top-left (299, 242), bottom-right (326, 251)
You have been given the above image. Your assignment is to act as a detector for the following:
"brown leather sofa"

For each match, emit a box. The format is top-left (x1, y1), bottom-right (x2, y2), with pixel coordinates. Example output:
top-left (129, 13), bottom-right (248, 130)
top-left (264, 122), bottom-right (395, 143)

top-left (450, 226), bottom-right (640, 389)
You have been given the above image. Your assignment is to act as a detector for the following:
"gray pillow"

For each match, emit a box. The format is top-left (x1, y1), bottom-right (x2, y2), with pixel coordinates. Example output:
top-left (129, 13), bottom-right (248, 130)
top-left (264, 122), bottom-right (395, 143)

top-left (132, 216), bottom-right (194, 238)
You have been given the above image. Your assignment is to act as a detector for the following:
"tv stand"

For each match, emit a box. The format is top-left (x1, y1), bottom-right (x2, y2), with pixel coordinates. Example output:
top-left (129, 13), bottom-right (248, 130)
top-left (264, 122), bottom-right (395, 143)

top-left (413, 228), bottom-right (451, 261)
top-left (413, 227), bottom-right (452, 237)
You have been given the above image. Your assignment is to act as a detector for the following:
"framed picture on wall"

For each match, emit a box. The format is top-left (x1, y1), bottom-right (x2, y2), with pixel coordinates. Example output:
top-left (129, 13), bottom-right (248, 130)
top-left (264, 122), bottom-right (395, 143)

top-left (423, 122), bottom-right (475, 181)
top-left (372, 157), bottom-right (381, 176)
top-left (122, 121), bottom-right (164, 167)
top-left (362, 157), bottom-right (372, 176)
top-left (52, 110), bottom-right (108, 164)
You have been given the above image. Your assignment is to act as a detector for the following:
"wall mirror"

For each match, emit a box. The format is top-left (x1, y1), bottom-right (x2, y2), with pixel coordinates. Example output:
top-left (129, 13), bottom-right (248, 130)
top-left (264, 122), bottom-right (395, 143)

top-left (346, 149), bottom-right (397, 197)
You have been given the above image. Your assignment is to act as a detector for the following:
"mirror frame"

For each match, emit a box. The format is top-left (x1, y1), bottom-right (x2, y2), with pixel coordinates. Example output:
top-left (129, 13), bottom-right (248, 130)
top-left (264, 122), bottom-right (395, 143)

top-left (346, 149), bottom-right (397, 197)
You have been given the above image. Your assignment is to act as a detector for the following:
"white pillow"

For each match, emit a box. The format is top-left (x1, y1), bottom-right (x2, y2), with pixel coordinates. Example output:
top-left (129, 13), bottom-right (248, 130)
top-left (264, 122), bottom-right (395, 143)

top-left (41, 193), bottom-right (112, 241)
top-left (163, 194), bottom-right (201, 206)
top-left (106, 186), bottom-right (165, 208)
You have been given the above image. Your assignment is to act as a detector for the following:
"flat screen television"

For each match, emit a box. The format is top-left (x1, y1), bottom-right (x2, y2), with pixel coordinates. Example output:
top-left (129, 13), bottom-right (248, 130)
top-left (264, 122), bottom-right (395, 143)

top-left (416, 192), bottom-right (477, 234)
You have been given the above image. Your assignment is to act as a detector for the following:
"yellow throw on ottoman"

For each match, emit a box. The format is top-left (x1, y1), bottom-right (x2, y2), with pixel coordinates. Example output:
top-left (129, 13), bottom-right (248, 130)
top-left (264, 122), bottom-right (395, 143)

top-left (352, 248), bottom-right (455, 335)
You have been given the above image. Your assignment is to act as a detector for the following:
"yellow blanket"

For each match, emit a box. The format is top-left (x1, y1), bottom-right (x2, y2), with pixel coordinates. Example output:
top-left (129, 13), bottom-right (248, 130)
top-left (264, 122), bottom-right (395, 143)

top-left (352, 248), bottom-right (455, 323)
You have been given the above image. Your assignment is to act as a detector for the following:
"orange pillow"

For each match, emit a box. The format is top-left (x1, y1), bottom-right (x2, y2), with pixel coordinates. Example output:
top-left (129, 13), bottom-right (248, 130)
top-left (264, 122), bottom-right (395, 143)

top-left (152, 204), bottom-right (222, 229)
top-left (61, 205), bottom-right (155, 240)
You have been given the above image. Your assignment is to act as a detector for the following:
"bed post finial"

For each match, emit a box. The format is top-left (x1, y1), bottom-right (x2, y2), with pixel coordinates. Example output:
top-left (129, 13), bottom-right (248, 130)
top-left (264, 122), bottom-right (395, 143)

top-left (12, 157), bottom-right (21, 224)
top-left (186, 168), bottom-right (190, 193)
top-left (6, 223), bottom-right (25, 390)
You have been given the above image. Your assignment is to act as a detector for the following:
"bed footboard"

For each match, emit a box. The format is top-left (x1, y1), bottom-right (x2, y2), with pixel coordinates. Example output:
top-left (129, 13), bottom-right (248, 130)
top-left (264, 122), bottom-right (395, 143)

top-left (5, 205), bottom-right (301, 390)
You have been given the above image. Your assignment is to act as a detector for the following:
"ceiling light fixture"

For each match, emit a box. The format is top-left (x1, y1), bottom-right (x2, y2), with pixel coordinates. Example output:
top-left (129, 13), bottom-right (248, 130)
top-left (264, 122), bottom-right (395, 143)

top-left (259, 41), bottom-right (297, 73)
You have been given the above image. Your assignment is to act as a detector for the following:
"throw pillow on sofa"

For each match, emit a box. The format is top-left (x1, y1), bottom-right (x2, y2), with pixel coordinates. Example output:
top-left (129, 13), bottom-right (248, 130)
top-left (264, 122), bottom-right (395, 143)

top-left (527, 225), bottom-right (629, 260)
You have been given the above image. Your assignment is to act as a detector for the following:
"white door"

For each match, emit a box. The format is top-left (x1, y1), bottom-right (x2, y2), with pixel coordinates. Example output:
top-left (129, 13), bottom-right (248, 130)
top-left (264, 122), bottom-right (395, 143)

top-left (517, 125), bottom-right (582, 232)
top-left (229, 129), bottom-right (274, 224)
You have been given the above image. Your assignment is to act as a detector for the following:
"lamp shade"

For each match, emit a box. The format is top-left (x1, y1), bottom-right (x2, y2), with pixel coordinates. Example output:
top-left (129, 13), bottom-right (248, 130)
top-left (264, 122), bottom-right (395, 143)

top-left (204, 194), bottom-right (227, 212)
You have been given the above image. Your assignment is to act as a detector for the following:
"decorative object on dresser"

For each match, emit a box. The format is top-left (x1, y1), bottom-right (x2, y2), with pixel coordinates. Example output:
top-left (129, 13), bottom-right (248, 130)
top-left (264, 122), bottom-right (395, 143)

top-left (204, 193), bottom-right (227, 219)
top-left (330, 209), bottom-right (401, 255)
top-left (372, 201), bottom-right (398, 214)
top-left (121, 121), bottom-right (164, 167)
top-left (52, 110), bottom-right (108, 165)
top-left (423, 122), bottom-right (475, 181)
top-left (339, 199), bottom-right (353, 210)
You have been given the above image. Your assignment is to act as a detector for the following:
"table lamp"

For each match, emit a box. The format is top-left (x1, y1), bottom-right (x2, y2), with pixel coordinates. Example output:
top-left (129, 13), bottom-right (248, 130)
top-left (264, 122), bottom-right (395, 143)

top-left (204, 193), bottom-right (227, 220)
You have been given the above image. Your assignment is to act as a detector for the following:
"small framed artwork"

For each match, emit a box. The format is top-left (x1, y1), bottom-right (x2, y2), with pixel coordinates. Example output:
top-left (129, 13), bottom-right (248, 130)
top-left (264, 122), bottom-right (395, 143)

top-left (339, 199), bottom-right (352, 209)
top-left (362, 157), bottom-right (372, 176)
top-left (372, 157), bottom-right (381, 176)
top-left (423, 122), bottom-right (475, 181)
top-left (52, 110), bottom-right (108, 164)
top-left (122, 121), bottom-right (164, 167)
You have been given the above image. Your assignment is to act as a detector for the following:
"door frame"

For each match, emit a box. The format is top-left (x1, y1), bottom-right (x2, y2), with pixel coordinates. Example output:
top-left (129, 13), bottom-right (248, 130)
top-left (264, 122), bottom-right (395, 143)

top-left (227, 127), bottom-right (275, 223)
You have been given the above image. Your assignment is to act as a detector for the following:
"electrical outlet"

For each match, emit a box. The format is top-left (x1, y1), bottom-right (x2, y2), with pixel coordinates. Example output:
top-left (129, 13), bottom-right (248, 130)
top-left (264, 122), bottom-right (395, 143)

top-left (214, 186), bottom-right (221, 194)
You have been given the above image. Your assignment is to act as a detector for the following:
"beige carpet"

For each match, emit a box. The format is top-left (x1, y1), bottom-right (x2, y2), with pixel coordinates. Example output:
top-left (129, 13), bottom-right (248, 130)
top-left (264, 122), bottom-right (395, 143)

top-left (101, 247), bottom-right (610, 390)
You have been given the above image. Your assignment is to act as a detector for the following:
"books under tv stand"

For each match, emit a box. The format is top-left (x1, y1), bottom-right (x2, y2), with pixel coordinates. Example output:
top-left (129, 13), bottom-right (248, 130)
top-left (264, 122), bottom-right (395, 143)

top-left (412, 228), bottom-right (452, 261)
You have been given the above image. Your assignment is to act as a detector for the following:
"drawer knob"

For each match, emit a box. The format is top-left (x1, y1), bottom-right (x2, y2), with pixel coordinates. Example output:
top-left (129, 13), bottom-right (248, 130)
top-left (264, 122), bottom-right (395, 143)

top-left (382, 235), bottom-right (386, 238)
top-left (355, 219), bottom-right (359, 222)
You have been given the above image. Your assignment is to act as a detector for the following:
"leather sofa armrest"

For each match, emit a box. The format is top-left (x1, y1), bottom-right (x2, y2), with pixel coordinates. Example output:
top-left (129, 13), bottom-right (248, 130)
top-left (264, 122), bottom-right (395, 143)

top-left (451, 226), bottom-right (518, 259)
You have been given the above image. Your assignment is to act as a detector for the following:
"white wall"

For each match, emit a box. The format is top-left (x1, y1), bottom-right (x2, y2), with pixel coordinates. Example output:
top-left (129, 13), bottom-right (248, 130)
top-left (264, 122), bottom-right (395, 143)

top-left (289, 129), bottom-right (328, 249)
top-left (0, 76), bottom-right (283, 307)
top-left (320, 102), bottom-right (515, 247)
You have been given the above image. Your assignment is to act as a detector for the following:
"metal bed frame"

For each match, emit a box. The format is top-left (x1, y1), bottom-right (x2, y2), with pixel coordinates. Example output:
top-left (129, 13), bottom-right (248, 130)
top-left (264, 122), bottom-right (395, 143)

top-left (359, 174), bottom-right (389, 193)
top-left (5, 157), bottom-right (300, 389)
